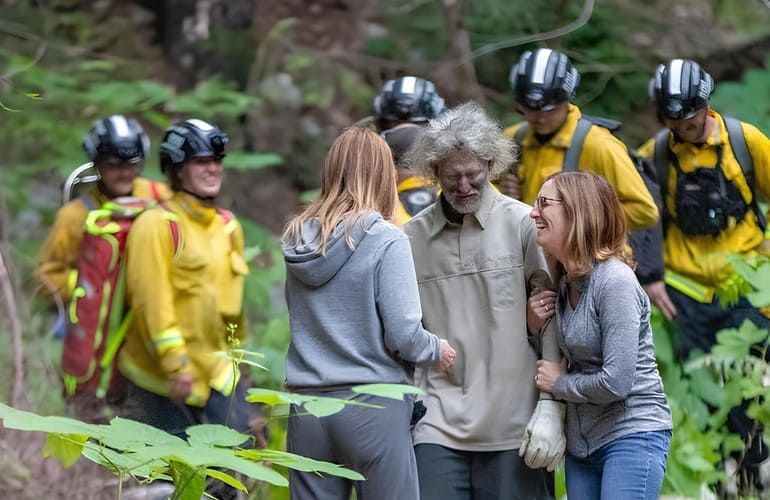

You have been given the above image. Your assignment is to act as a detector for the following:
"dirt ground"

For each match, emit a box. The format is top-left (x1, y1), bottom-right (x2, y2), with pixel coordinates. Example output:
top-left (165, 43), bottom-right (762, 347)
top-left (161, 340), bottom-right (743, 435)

top-left (0, 429), bottom-right (124, 499)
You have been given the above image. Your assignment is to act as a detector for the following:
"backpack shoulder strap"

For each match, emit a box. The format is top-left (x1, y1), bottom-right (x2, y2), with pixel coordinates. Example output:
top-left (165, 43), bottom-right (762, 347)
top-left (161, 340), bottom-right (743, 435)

top-left (149, 181), bottom-right (163, 201)
top-left (80, 195), bottom-right (96, 211)
top-left (562, 118), bottom-right (593, 172)
top-left (724, 117), bottom-right (753, 182)
top-left (217, 208), bottom-right (239, 251)
top-left (217, 208), bottom-right (234, 225)
top-left (156, 202), bottom-right (182, 258)
top-left (724, 117), bottom-right (766, 231)
top-left (513, 122), bottom-right (529, 144)
top-left (653, 129), bottom-right (671, 198)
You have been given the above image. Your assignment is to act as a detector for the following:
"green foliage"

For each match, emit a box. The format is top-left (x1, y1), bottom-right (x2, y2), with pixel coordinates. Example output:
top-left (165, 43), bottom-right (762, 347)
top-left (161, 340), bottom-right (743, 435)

top-left (224, 151), bottom-right (284, 171)
top-left (365, 1), bottom-right (446, 61)
top-left (711, 55), bottom-right (770, 136)
top-left (654, 254), bottom-right (770, 497)
top-left (0, 379), bottom-right (425, 497)
top-left (167, 77), bottom-right (259, 118)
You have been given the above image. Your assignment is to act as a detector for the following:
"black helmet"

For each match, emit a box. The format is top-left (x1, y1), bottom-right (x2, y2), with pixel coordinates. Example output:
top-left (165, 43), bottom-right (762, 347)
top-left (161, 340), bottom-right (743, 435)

top-left (159, 119), bottom-right (229, 174)
top-left (649, 58), bottom-right (714, 120)
top-left (373, 76), bottom-right (445, 123)
top-left (82, 114), bottom-right (150, 165)
top-left (510, 48), bottom-right (580, 111)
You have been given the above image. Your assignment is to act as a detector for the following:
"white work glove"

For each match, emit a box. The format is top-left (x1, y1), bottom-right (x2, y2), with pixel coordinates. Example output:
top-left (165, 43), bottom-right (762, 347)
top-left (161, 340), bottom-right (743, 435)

top-left (519, 399), bottom-right (566, 472)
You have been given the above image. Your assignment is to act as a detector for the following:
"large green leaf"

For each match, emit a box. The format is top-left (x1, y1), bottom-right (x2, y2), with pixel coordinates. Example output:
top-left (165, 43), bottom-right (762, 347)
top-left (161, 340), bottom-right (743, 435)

top-left (43, 433), bottom-right (88, 468)
top-left (303, 399), bottom-right (346, 417)
top-left (81, 443), bottom-right (162, 477)
top-left (169, 461), bottom-right (206, 500)
top-left (205, 468), bottom-right (248, 493)
top-left (129, 444), bottom-right (288, 487)
top-left (186, 424), bottom-right (251, 448)
top-left (246, 388), bottom-right (383, 415)
top-left (710, 320), bottom-right (768, 360)
top-left (0, 403), bottom-right (96, 436)
top-left (246, 388), bottom-right (302, 406)
top-left (239, 449), bottom-right (364, 481)
top-left (97, 417), bottom-right (187, 451)
top-left (747, 290), bottom-right (770, 308)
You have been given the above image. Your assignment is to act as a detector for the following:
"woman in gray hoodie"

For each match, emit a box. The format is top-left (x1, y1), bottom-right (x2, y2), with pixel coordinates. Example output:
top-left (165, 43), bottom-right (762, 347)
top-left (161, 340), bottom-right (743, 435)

top-left (528, 171), bottom-right (672, 500)
top-left (281, 126), bottom-right (455, 500)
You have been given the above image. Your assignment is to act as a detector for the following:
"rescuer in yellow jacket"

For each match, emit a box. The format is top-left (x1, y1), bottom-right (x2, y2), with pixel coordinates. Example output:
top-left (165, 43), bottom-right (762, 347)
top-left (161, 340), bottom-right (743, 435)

top-left (500, 48), bottom-right (658, 232)
top-left (380, 123), bottom-right (438, 226)
top-left (118, 119), bottom-right (251, 439)
top-left (373, 76), bottom-right (445, 225)
top-left (639, 58), bottom-right (770, 493)
top-left (35, 115), bottom-right (169, 304)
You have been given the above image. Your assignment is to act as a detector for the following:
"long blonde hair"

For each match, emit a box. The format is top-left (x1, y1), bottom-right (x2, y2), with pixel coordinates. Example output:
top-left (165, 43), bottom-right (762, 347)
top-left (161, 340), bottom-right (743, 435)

top-left (282, 127), bottom-right (398, 255)
top-left (547, 171), bottom-right (635, 284)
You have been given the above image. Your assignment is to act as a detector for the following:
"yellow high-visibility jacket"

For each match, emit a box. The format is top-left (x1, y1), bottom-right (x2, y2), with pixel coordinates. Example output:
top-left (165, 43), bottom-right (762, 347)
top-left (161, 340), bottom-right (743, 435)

top-left (503, 103), bottom-right (659, 231)
top-left (394, 175), bottom-right (438, 227)
top-left (637, 110), bottom-right (770, 293)
top-left (35, 177), bottom-right (170, 303)
top-left (118, 191), bottom-right (249, 407)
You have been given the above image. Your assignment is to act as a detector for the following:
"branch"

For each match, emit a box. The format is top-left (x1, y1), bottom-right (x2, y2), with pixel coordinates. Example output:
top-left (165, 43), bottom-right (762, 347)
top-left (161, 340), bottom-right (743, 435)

top-left (0, 20), bottom-right (47, 82)
top-left (0, 247), bottom-right (26, 409)
top-left (461, 0), bottom-right (596, 64)
top-left (0, 184), bottom-right (26, 408)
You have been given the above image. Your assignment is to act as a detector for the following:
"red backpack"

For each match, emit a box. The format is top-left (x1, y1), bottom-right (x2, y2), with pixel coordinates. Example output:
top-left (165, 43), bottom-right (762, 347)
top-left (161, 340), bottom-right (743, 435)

top-left (62, 195), bottom-right (179, 400)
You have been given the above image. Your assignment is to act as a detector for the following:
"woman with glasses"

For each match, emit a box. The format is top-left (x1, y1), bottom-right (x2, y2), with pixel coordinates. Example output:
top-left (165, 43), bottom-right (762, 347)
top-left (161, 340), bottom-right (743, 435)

top-left (528, 171), bottom-right (672, 500)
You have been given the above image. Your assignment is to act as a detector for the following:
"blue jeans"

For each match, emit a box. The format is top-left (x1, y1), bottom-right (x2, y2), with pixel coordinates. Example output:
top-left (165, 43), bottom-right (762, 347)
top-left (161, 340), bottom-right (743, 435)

top-left (565, 430), bottom-right (671, 500)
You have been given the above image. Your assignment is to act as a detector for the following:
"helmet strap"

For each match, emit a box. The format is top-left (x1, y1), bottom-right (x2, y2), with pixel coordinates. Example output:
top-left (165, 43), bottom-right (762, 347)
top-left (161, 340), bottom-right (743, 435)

top-left (182, 188), bottom-right (217, 205)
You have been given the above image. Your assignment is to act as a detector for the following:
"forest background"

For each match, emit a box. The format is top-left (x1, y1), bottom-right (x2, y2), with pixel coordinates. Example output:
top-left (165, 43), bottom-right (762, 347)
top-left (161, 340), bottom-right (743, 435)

top-left (3, 0), bottom-right (770, 498)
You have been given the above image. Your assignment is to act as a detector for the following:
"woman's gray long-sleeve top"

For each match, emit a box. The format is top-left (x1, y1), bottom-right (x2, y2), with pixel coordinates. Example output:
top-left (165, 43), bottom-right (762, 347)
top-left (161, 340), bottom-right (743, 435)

top-left (552, 258), bottom-right (672, 458)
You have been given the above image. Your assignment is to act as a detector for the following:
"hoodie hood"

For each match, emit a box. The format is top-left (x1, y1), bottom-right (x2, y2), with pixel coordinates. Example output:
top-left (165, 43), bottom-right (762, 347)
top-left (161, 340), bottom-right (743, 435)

top-left (282, 212), bottom-right (382, 287)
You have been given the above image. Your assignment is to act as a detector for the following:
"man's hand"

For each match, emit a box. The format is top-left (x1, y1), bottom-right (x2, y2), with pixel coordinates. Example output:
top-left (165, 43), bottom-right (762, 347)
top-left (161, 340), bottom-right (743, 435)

top-left (169, 372), bottom-right (194, 402)
top-left (519, 400), bottom-right (566, 472)
top-left (643, 280), bottom-right (677, 321)
top-left (434, 339), bottom-right (456, 372)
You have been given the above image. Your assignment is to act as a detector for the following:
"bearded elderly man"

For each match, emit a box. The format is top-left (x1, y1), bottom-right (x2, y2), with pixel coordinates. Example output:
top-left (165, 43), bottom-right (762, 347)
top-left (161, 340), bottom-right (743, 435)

top-left (403, 102), bottom-right (564, 500)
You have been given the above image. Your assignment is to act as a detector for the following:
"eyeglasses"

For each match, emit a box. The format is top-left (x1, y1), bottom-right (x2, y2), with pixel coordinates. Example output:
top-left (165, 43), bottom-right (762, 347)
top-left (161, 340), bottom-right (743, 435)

top-left (534, 195), bottom-right (563, 211)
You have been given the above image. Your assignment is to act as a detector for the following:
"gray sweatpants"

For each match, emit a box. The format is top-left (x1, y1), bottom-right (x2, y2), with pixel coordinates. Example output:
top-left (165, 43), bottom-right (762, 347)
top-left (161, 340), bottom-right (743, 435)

top-left (287, 390), bottom-right (418, 500)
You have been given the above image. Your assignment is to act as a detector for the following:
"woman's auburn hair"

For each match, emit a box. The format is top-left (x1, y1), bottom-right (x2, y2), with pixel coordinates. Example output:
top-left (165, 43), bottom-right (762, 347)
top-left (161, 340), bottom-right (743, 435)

top-left (282, 126), bottom-right (399, 255)
top-left (547, 171), bottom-right (635, 282)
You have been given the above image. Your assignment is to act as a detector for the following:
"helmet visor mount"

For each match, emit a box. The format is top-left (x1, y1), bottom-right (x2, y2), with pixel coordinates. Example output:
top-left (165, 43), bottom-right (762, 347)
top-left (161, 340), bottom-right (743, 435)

top-left (661, 97), bottom-right (705, 121)
top-left (97, 143), bottom-right (145, 166)
top-left (516, 88), bottom-right (562, 113)
top-left (187, 131), bottom-right (228, 161)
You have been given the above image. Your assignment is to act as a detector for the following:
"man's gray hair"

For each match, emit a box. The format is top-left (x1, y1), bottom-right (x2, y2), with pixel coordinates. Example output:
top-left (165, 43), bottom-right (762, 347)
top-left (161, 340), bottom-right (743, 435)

top-left (405, 101), bottom-right (517, 182)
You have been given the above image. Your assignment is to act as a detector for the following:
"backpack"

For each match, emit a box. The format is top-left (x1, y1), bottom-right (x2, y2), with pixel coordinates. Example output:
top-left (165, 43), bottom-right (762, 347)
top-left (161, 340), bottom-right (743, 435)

top-left (653, 116), bottom-right (767, 234)
top-left (62, 193), bottom-right (179, 400)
